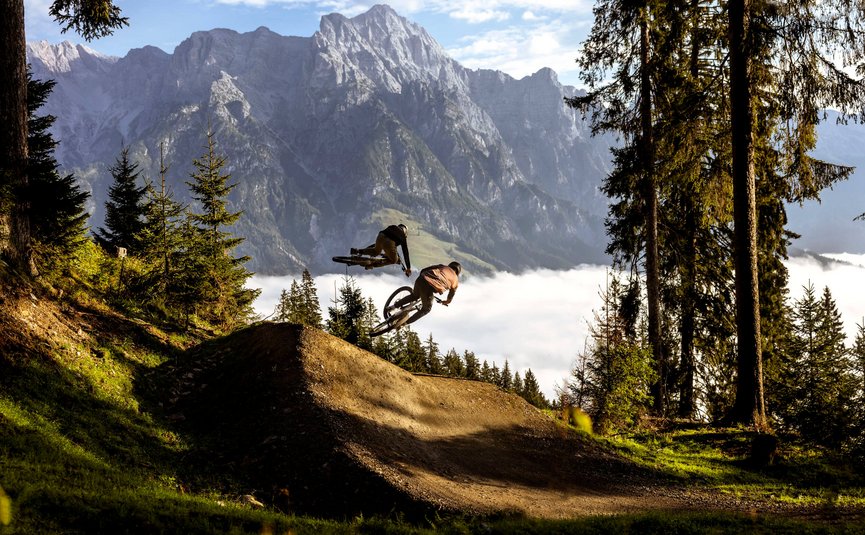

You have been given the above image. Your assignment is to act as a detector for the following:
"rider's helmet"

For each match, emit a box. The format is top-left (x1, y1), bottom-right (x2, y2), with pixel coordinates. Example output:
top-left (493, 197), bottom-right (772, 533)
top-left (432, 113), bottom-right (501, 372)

top-left (398, 223), bottom-right (408, 235)
top-left (448, 261), bottom-right (462, 276)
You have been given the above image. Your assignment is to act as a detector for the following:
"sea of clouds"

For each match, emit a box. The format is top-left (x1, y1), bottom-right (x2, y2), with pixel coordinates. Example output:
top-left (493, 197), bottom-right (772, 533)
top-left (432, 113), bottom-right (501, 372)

top-left (250, 254), bottom-right (865, 401)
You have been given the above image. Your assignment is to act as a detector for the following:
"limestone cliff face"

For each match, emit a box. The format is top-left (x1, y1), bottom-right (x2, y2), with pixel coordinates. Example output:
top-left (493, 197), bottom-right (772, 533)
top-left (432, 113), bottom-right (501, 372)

top-left (27, 5), bottom-right (612, 274)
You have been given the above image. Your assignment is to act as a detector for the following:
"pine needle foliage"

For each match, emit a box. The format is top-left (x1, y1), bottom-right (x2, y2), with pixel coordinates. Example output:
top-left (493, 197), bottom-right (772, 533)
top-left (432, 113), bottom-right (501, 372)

top-left (95, 146), bottom-right (147, 253)
top-left (184, 129), bottom-right (259, 329)
top-left (26, 72), bottom-right (89, 274)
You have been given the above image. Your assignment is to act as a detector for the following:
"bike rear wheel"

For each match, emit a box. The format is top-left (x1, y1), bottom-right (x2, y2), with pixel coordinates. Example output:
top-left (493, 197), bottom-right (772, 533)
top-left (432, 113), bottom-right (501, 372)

top-left (332, 255), bottom-right (368, 266)
top-left (332, 255), bottom-right (394, 269)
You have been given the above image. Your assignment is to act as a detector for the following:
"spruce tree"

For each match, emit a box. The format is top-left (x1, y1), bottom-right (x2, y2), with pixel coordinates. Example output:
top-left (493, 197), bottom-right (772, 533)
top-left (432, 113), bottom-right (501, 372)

top-left (96, 146), bottom-right (147, 253)
top-left (490, 364), bottom-right (502, 387)
top-left (398, 329), bottom-right (425, 372)
top-left (26, 72), bottom-right (89, 272)
top-left (443, 348), bottom-right (465, 377)
top-left (500, 360), bottom-right (513, 391)
top-left (463, 350), bottom-right (480, 380)
top-left (774, 284), bottom-right (856, 448)
top-left (2, 0), bottom-right (126, 276)
top-left (137, 142), bottom-right (185, 305)
top-left (574, 272), bottom-right (655, 433)
top-left (274, 287), bottom-right (293, 323)
top-left (423, 334), bottom-right (442, 374)
top-left (480, 360), bottom-right (492, 383)
top-left (568, 0), bottom-right (666, 414)
top-left (326, 276), bottom-right (368, 345)
top-left (522, 369), bottom-right (549, 409)
top-left (299, 268), bottom-right (322, 328)
top-left (186, 129), bottom-right (259, 329)
top-left (512, 371), bottom-right (524, 396)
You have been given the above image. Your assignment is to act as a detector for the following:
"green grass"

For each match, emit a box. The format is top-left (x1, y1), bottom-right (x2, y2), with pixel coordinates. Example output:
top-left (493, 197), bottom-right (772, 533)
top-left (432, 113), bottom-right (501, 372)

top-left (596, 427), bottom-right (865, 508)
top-left (2, 276), bottom-right (864, 533)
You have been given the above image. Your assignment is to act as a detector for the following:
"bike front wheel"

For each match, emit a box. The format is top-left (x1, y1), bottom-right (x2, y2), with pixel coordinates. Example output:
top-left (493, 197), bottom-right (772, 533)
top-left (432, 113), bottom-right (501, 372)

top-left (383, 286), bottom-right (414, 320)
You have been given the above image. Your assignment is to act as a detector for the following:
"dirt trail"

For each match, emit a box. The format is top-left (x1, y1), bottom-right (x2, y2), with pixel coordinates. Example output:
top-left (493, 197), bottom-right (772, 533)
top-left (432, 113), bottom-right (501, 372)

top-left (174, 323), bottom-right (707, 518)
top-left (297, 326), bottom-right (685, 517)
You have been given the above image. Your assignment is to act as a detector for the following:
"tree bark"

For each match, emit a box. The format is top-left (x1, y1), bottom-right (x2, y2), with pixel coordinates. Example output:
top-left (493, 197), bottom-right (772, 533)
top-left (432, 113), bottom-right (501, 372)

top-left (678, 0), bottom-right (701, 420)
top-left (728, 0), bottom-right (767, 427)
top-left (678, 208), bottom-right (697, 418)
top-left (0, 0), bottom-right (32, 274)
top-left (640, 8), bottom-right (665, 415)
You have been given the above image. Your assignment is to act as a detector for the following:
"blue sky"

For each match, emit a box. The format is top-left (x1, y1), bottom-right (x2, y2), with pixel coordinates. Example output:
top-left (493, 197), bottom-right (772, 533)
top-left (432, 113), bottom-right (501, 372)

top-left (24, 0), bottom-right (595, 86)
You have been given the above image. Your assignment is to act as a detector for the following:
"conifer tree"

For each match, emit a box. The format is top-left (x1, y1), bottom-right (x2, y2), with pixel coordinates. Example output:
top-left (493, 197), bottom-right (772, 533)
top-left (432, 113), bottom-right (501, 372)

top-left (398, 329), bottom-right (425, 372)
top-left (512, 371), bottom-right (523, 395)
top-left (275, 281), bottom-right (302, 323)
top-left (480, 360), bottom-right (492, 383)
top-left (299, 269), bottom-right (322, 329)
top-left (572, 273), bottom-right (655, 432)
top-left (568, 0), bottom-right (666, 414)
top-left (96, 146), bottom-right (147, 252)
top-left (850, 320), bottom-right (865, 452)
top-left (2, 0), bottom-right (126, 275)
top-left (852, 321), bottom-right (865, 398)
top-left (726, 0), bottom-right (865, 428)
top-left (522, 369), bottom-right (549, 408)
top-left (357, 297), bottom-right (379, 351)
top-left (169, 215), bottom-right (208, 328)
top-left (26, 72), bottom-right (89, 272)
top-left (275, 269), bottom-right (323, 328)
top-left (773, 284), bottom-right (856, 448)
top-left (490, 364), bottom-right (502, 387)
top-left (326, 276), bottom-right (368, 345)
top-left (463, 350), bottom-right (480, 380)
top-left (423, 334), bottom-right (442, 374)
top-left (186, 129), bottom-right (259, 329)
top-left (500, 360), bottom-right (513, 391)
top-left (443, 349), bottom-right (465, 377)
top-left (138, 142), bottom-right (185, 303)
top-left (274, 287), bottom-right (293, 323)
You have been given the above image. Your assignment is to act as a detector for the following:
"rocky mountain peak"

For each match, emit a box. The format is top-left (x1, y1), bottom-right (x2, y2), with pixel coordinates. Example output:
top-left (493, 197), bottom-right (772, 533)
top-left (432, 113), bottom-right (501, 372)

top-left (27, 40), bottom-right (116, 73)
top-left (314, 4), bottom-right (463, 92)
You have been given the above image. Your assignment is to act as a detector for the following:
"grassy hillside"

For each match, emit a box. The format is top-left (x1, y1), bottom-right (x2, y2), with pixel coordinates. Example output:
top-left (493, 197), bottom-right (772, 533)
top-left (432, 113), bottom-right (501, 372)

top-left (1, 263), bottom-right (864, 533)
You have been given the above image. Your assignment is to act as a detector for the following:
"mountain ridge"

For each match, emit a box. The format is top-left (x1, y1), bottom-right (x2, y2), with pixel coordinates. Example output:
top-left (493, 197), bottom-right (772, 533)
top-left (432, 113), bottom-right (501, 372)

top-left (26, 4), bottom-right (612, 275)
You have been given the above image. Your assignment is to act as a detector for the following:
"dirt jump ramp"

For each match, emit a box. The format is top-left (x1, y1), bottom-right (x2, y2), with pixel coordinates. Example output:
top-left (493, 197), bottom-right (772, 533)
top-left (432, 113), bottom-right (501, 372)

top-left (175, 323), bottom-right (684, 519)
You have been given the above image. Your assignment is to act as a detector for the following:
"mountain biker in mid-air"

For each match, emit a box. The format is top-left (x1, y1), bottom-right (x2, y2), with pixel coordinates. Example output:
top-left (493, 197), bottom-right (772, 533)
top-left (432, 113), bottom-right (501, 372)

top-left (351, 223), bottom-right (412, 277)
top-left (386, 261), bottom-right (461, 326)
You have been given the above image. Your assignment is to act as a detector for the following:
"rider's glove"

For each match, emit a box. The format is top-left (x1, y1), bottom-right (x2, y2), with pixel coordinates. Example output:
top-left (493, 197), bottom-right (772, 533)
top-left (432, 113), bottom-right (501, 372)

top-left (404, 268), bottom-right (412, 277)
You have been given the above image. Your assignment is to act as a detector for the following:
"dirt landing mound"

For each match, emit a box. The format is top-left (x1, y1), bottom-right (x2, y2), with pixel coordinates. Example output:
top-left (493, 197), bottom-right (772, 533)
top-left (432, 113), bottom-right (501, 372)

top-left (172, 323), bottom-right (685, 519)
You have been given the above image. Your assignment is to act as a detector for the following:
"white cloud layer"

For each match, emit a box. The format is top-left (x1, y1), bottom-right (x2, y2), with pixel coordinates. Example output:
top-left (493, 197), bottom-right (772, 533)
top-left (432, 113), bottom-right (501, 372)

top-left (251, 256), bottom-right (865, 402)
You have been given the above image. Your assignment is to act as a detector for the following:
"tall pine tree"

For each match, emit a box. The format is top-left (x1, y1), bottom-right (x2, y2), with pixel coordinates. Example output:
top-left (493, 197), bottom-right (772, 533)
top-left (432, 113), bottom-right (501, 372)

top-left (186, 129), bottom-right (259, 329)
top-left (96, 146), bottom-right (147, 253)
top-left (138, 142), bottom-right (186, 305)
top-left (26, 72), bottom-right (89, 273)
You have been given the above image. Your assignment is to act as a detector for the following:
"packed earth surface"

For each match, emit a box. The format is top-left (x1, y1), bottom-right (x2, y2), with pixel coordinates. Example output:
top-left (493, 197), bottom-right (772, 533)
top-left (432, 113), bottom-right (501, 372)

top-left (163, 323), bottom-right (824, 519)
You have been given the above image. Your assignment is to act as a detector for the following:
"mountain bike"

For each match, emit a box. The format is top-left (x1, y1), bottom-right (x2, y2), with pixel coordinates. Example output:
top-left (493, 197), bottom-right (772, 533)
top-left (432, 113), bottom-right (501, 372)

top-left (369, 286), bottom-right (442, 337)
top-left (331, 254), bottom-right (401, 271)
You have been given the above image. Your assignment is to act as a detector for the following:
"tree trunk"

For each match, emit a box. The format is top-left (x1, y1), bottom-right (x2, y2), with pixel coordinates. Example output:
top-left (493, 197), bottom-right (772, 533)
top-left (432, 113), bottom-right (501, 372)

top-left (0, 0), bottom-right (32, 274)
top-left (678, 0), bottom-right (701, 420)
top-left (640, 8), bottom-right (665, 415)
top-left (678, 207), bottom-right (697, 418)
top-left (728, 0), bottom-right (767, 427)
